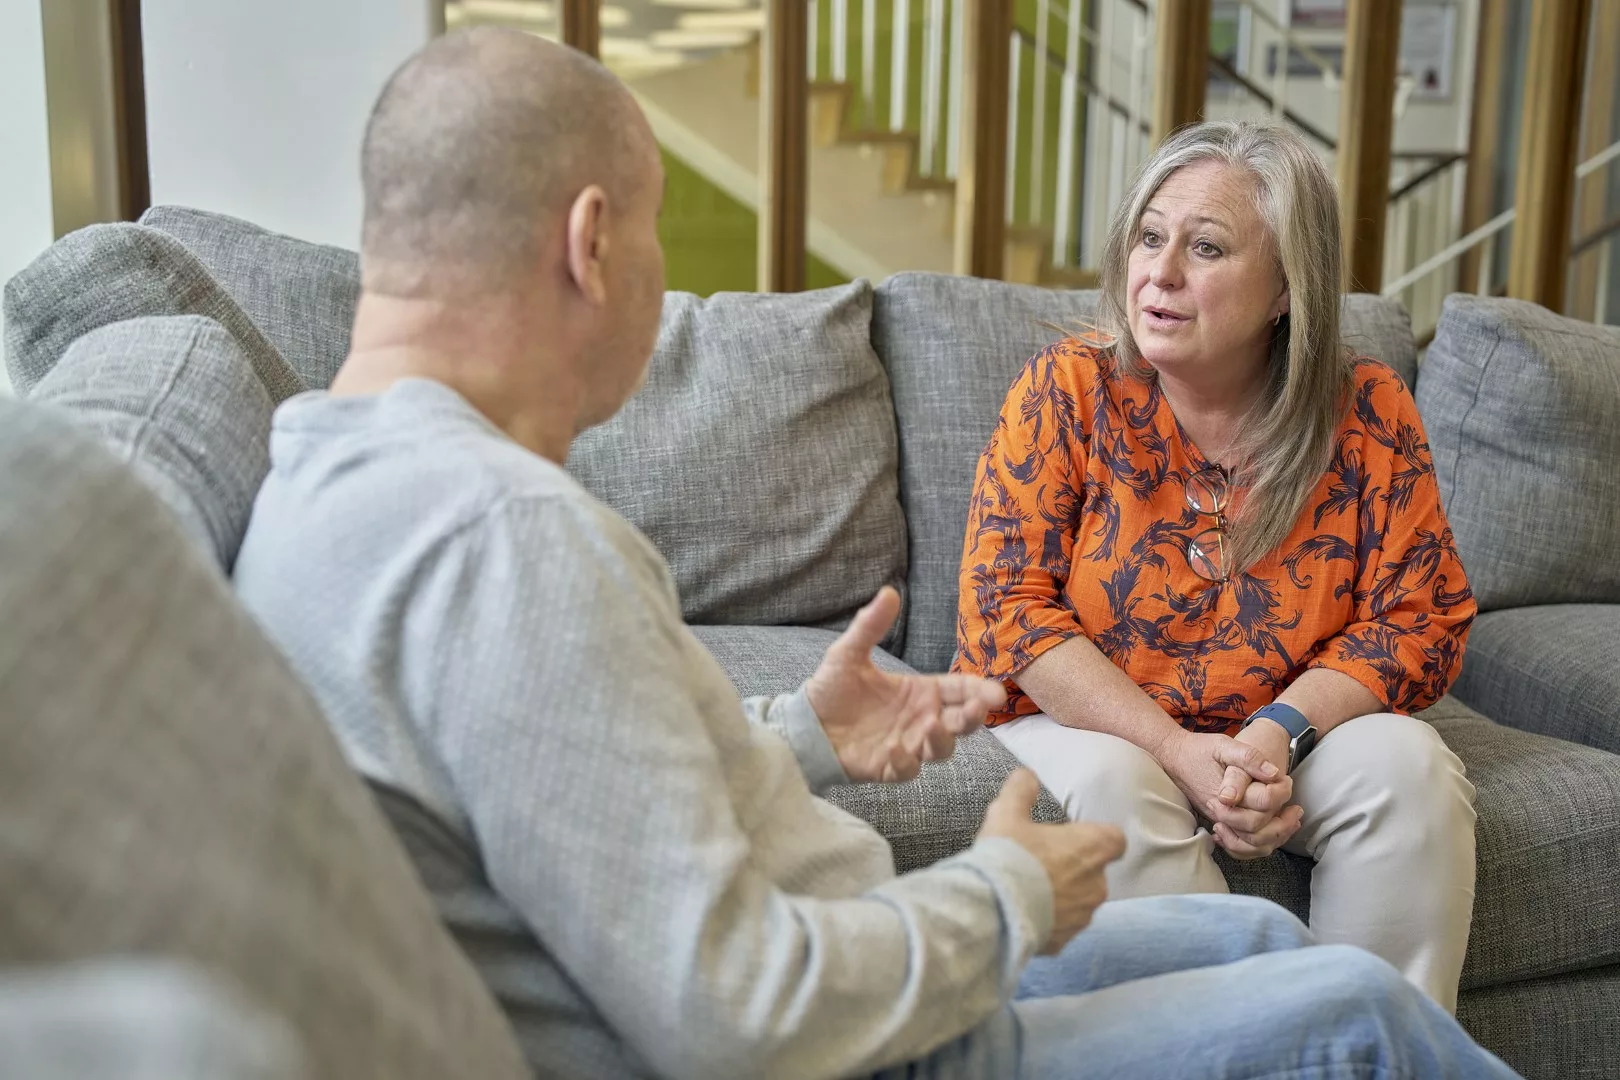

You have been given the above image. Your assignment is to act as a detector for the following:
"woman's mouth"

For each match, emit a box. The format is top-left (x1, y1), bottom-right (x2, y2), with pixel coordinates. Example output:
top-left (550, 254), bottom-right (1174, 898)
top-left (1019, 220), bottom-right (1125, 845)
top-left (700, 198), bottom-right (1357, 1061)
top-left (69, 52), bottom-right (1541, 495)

top-left (1143, 306), bottom-right (1190, 326)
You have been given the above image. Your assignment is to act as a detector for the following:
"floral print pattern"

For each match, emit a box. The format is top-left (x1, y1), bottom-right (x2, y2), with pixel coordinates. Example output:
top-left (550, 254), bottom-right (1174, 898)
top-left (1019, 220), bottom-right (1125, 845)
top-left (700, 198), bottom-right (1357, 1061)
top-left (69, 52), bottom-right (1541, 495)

top-left (953, 339), bottom-right (1476, 734)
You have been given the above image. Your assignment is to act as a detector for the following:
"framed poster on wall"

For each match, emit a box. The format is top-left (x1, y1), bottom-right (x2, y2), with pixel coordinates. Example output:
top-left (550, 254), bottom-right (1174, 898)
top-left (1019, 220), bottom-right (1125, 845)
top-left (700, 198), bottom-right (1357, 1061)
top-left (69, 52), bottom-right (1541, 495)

top-left (1399, 3), bottom-right (1457, 100)
top-left (1289, 0), bottom-right (1346, 29)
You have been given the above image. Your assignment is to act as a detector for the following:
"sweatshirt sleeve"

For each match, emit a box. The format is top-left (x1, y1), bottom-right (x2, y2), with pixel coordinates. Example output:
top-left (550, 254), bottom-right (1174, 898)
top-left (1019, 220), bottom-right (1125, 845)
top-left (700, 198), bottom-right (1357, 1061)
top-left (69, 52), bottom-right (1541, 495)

top-left (956, 343), bottom-right (1091, 679)
top-left (416, 495), bottom-right (1053, 1080)
top-left (740, 689), bottom-right (849, 794)
top-left (1305, 372), bottom-right (1477, 712)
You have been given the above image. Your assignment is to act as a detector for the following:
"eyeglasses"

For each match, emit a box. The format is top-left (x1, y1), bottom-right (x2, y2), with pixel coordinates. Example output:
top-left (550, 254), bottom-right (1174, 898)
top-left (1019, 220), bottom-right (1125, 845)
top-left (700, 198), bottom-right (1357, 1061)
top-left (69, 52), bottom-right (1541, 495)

top-left (1184, 467), bottom-right (1229, 583)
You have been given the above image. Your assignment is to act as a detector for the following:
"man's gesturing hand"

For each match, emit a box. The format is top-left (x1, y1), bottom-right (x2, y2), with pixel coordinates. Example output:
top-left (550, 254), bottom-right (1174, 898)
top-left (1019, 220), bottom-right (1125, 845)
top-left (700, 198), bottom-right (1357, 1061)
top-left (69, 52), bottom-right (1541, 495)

top-left (977, 770), bottom-right (1126, 955)
top-left (808, 586), bottom-right (1007, 784)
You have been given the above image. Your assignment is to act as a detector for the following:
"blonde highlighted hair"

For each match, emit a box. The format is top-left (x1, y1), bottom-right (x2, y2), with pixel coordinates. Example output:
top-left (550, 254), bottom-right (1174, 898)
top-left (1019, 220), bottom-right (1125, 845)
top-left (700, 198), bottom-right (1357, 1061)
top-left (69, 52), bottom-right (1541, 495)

top-left (1095, 119), bottom-right (1354, 576)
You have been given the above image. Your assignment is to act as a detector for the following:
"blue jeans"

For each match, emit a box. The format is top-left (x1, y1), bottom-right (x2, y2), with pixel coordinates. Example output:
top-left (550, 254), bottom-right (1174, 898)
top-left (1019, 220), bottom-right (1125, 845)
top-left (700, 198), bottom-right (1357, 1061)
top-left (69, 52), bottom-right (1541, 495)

top-left (876, 894), bottom-right (1519, 1079)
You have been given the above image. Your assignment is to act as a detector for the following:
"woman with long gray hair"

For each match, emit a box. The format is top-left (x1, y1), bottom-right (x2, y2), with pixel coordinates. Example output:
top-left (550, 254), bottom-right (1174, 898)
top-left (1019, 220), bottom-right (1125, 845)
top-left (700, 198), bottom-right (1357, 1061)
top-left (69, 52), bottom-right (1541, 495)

top-left (954, 119), bottom-right (1478, 1011)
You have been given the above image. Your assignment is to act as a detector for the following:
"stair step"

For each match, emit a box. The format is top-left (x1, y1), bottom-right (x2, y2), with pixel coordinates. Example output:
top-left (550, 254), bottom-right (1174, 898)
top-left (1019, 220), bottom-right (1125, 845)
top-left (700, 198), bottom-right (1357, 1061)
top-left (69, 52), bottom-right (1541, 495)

top-left (640, 43), bottom-right (1096, 286)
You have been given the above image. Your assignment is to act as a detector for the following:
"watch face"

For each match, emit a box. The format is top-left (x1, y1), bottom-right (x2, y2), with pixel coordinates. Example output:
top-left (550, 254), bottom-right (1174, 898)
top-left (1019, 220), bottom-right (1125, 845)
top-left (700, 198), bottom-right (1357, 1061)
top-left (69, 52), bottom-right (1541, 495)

top-left (1294, 727), bottom-right (1319, 765)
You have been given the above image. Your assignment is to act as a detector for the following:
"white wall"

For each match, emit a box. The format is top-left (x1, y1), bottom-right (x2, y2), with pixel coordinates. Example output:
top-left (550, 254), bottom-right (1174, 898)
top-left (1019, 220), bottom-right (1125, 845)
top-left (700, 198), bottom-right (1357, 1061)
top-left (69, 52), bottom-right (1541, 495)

top-left (0, 0), bottom-right (56, 394)
top-left (142, 0), bottom-right (440, 250)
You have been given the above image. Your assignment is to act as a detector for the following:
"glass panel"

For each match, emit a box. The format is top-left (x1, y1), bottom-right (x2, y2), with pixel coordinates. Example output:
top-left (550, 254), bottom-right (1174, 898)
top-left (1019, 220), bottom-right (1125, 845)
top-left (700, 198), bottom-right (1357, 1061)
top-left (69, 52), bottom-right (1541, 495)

top-left (803, 0), bottom-right (948, 284)
top-left (1568, 0), bottom-right (1620, 322)
top-left (449, 0), bottom-right (775, 293)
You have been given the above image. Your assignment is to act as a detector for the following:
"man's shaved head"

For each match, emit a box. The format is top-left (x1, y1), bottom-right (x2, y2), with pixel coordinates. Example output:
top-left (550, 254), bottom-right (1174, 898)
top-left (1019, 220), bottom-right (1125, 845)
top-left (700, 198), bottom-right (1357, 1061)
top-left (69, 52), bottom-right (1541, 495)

top-left (361, 27), bottom-right (653, 294)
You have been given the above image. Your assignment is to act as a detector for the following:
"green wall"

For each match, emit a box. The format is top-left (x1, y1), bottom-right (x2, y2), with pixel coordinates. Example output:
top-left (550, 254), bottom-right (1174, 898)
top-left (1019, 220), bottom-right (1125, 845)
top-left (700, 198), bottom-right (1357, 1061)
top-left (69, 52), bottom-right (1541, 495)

top-left (660, 0), bottom-right (1091, 291)
top-left (659, 147), bottom-right (848, 295)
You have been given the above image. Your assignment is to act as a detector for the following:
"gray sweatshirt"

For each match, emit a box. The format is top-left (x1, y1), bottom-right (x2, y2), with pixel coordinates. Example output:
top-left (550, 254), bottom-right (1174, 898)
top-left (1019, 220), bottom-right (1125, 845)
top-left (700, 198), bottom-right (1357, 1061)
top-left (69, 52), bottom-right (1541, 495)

top-left (233, 379), bottom-right (1052, 1080)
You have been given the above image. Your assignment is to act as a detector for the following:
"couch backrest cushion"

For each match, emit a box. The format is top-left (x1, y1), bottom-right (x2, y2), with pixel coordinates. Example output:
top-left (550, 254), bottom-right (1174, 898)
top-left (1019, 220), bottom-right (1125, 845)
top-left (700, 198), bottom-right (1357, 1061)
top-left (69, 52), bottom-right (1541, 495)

top-left (28, 316), bottom-right (274, 570)
top-left (0, 400), bottom-right (530, 1080)
top-left (140, 206), bottom-right (361, 391)
top-left (1417, 294), bottom-right (1620, 610)
top-left (1341, 293), bottom-right (1419, 387)
top-left (569, 284), bottom-right (909, 645)
top-left (873, 272), bottom-right (1418, 673)
top-left (4, 223), bottom-right (303, 403)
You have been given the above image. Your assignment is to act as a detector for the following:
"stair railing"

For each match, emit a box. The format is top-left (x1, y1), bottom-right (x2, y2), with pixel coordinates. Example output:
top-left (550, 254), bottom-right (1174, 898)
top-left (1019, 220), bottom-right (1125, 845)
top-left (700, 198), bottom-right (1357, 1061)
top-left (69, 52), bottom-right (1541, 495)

top-left (1381, 136), bottom-right (1620, 335)
top-left (1381, 152), bottom-right (1468, 341)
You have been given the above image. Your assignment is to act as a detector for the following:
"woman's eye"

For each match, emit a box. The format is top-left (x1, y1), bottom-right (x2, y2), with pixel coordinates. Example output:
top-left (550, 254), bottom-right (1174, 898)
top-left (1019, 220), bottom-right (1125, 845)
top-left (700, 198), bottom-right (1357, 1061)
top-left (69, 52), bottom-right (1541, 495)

top-left (1141, 231), bottom-right (1162, 248)
top-left (1195, 240), bottom-right (1221, 257)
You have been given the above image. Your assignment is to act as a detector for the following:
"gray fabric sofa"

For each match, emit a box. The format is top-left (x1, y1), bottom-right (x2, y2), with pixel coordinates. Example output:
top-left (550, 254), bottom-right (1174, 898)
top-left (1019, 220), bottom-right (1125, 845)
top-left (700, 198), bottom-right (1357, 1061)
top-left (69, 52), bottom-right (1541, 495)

top-left (4, 207), bottom-right (1618, 1079)
top-left (0, 400), bottom-right (532, 1078)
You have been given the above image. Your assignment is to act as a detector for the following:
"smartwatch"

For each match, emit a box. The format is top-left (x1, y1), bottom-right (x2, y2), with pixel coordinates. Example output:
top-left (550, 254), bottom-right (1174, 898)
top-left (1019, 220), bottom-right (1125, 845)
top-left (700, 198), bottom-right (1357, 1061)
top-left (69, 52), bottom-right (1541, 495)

top-left (1241, 703), bottom-right (1318, 772)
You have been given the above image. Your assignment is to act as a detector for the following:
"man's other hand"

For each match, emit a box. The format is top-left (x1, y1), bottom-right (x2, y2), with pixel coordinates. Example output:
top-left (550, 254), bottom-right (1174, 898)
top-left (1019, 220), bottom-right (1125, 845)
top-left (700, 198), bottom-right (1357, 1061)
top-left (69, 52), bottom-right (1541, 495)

top-left (807, 586), bottom-right (1007, 784)
top-left (977, 770), bottom-right (1126, 954)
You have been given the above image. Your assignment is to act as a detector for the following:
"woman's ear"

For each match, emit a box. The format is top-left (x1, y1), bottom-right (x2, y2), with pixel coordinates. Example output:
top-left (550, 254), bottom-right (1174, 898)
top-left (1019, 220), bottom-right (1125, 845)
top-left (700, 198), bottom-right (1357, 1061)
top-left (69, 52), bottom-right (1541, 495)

top-left (1273, 281), bottom-right (1291, 322)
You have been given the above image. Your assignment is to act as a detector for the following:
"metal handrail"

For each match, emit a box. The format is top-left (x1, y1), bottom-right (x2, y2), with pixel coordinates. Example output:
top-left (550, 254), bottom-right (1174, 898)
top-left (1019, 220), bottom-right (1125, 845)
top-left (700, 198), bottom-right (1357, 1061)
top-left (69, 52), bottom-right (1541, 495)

top-left (1012, 26), bottom-right (1150, 137)
top-left (1234, 0), bottom-right (1339, 82)
top-left (1387, 153), bottom-right (1467, 203)
top-left (1572, 214), bottom-right (1620, 259)
top-left (1576, 138), bottom-right (1620, 180)
top-left (1383, 137), bottom-right (1620, 295)
top-left (1207, 53), bottom-right (1335, 147)
top-left (1382, 209), bottom-right (1515, 297)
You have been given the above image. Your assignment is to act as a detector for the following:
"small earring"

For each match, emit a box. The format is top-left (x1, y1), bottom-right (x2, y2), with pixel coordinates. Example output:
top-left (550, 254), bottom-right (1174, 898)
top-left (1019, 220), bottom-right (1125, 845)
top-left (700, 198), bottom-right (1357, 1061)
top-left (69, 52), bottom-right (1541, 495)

top-left (1274, 313), bottom-right (1283, 327)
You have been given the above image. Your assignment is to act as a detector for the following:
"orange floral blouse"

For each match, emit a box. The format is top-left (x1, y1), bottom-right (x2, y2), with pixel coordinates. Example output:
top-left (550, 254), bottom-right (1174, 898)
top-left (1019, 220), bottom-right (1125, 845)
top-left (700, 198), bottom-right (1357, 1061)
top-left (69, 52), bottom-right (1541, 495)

top-left (953, 339), bottom-right (1476, 734)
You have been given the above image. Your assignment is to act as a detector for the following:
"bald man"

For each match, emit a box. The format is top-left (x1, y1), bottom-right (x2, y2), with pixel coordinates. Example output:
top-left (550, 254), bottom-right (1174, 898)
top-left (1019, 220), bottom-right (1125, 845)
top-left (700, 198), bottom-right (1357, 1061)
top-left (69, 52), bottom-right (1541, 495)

top-left (233, 27), bottom-right (1517, 1080)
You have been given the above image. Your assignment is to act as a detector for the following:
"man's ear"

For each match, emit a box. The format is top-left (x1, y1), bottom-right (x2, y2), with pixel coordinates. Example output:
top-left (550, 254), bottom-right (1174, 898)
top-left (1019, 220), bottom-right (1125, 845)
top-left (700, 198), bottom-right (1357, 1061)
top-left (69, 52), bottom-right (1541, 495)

top-left (565, 185), bottom-right (609, 305)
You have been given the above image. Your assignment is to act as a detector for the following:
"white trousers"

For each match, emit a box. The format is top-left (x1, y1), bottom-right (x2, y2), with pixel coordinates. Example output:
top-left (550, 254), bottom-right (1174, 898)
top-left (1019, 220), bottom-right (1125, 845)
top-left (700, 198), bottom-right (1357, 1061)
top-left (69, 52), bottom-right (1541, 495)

top-left (993, 712), bottom-right (1478, 1013)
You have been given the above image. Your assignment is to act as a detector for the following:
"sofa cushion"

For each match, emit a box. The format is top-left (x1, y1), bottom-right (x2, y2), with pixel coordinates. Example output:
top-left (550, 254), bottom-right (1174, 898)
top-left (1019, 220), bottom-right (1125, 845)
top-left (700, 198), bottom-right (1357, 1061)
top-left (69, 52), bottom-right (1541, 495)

top-left (1450, 605), bottom-right (1620, 755)
top-left (1219, 695), bottom-right (1620, 991)
top-left (1418, 294), bottom-right (1620, 611)
top-left (3, 223), bottom-right (302, 403)
top-left (691, 624), bottom-right (1065, 870)
top-left (140, 206), bottom-right (360, 391)
top-left (0, 400), bottom-right (530, 1080)
top-left (572, 286), bottom-right (910, 644)
top-left (1455, 967), bottom-right (1620, 1080)
top-left (28, 316), bottom-right (274, 570)
top-left (871, 272), bottom-right (1417, 674)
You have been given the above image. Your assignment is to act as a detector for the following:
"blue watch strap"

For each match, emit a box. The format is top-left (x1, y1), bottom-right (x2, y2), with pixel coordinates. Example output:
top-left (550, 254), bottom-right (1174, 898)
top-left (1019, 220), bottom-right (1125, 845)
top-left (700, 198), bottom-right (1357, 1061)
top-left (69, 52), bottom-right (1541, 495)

top-left (1246, 702), bottom-right (1312, 739)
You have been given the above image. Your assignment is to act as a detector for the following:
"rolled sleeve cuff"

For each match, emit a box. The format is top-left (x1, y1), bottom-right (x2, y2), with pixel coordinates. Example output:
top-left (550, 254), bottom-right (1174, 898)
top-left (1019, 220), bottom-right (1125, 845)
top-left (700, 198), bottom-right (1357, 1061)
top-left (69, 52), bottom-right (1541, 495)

top-left (967, 599), bottom-right (1085, 682)
top-left (1304, 657), bottom-right (1396, 711)
top-left (771, 687), bottom-right (850, 794)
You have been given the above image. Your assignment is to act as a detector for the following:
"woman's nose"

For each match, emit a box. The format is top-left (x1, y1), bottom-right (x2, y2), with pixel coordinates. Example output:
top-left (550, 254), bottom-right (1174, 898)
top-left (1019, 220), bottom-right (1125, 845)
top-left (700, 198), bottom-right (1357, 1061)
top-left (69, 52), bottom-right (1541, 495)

top-left (1150, 247), bottom-right (1183, 289)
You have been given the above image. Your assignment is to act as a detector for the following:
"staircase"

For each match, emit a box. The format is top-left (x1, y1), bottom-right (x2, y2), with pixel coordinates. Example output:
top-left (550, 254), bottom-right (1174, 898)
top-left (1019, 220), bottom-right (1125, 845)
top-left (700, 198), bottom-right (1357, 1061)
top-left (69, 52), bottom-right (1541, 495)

top-left (627, 31), bottom-right (1100, 287)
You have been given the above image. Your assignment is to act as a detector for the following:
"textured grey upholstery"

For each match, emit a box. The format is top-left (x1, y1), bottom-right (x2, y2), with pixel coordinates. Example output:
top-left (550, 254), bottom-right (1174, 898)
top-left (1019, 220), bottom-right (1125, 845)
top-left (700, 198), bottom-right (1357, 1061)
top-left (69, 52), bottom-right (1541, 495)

top-left (0, 401), bottom-right (528, 1080)
top-left (692, 624), bottom-right (1066, 870)
top-left (28, 316), bottom-right (274, 570)
top-left (3, 222), bottom-right (302, 403)
top-left (1455, 967), bottom-right (1620, 1080)
top-left (140, 211), bottom-right (913, 642)
top-left (872, 273), bottom-right (1419, 674)
top-left (140, 206), bottom-right (360, 391)
top-left (572, 286), bottom-right (910, 643)
top-left (1451, 606), bottom-right (1620, 755)
top-left (1419, 294), bottom-right (1620, 611)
